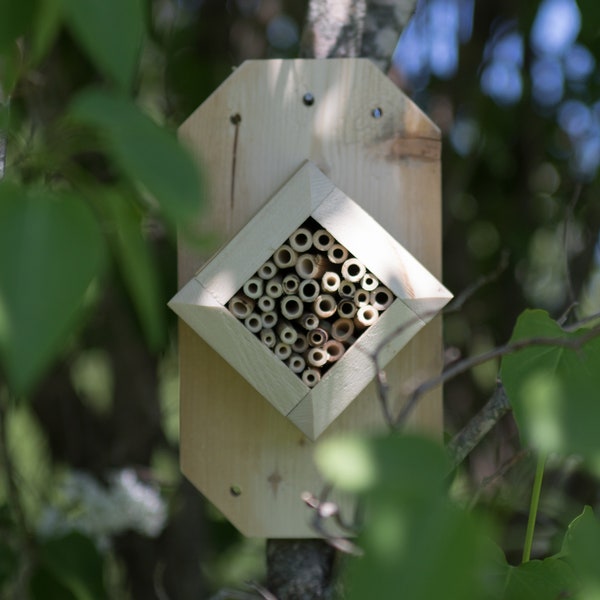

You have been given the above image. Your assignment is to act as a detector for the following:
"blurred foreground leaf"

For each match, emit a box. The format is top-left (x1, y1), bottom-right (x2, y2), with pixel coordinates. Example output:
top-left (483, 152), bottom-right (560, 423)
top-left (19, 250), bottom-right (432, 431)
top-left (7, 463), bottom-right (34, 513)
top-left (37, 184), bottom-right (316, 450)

top-left (30, 532), bottom-right (106, 600)
top-left (103, 190), bottom-right (165, 349)
top-left (0, 0), bottom-right (36, 51)
top-left (70, 90), bottom-right (203, 228)
top-left (61, 0), bottom-right (143, 91)
top-left (0, 183), bottom-right (105, 394)
top-left (317, 435), bottom-right (493, 600)
top-left (501, 310), bottom-right (600, 470)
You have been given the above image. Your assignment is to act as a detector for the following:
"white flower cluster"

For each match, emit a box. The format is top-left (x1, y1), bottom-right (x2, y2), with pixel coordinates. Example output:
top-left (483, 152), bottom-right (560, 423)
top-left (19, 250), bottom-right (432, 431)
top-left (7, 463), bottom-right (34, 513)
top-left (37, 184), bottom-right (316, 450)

top-left (37, 468), bottom-right (167, 547)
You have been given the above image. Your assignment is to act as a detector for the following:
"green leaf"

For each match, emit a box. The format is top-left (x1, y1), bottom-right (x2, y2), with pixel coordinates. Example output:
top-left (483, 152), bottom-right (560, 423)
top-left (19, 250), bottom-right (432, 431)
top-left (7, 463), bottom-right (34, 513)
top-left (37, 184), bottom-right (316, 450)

top-left (31, 533), bottom-right (106, 600)
top-left (562, 506), bottom-right (600, 586)
top-left (61, 0), bottom-right (143, 90)
top-left (0, 0), bottom-right (37, 51)
top-left (69, 90), bottom-right (203, 227)
top-left (103, 190), bottom-right (165, 349)
top-left (30, 0), bottom-right (63, 65)
top-left (500, 309), bottom-right (600, 470)
top-left (0, 183), bottom-right (105, 394)
top-left (500, 558), bottom-right (578, 600)
top-left (0, 541), bottom-right (18, 590)
top-left (320, 435), bottom-right (491, 600)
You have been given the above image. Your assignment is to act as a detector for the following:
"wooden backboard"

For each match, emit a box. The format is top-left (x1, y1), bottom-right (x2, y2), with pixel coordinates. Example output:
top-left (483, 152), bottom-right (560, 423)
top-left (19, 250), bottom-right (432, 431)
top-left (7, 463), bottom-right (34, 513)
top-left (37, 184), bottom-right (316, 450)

top-left (175, 59), bottom-right (445, 537)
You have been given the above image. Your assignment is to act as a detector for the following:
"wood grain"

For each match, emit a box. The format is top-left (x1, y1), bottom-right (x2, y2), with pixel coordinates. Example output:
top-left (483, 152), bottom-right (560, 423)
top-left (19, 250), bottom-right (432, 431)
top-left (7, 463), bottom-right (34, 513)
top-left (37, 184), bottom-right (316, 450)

top-left (176, 58), bottom-right (446, 537)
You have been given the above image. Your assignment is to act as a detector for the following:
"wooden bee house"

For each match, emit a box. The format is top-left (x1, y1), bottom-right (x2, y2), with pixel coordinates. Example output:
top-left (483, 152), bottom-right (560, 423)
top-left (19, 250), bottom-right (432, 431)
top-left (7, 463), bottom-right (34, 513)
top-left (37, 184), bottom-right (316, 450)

top-left (170, 59), bottom-right (451, 537)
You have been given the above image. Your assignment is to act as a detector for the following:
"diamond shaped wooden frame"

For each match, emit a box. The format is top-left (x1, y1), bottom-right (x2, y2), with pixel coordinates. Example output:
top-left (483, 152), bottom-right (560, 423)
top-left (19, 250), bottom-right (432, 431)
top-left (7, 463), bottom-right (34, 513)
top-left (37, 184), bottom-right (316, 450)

top-left (169, 161), bottom-right (451, 440)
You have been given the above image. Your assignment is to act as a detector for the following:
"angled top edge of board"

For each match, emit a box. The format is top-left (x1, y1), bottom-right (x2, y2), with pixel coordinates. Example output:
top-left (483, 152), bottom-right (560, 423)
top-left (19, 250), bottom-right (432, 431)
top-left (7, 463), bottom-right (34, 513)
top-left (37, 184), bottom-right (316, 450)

top-left (178, 58), bottom-right (440, 141)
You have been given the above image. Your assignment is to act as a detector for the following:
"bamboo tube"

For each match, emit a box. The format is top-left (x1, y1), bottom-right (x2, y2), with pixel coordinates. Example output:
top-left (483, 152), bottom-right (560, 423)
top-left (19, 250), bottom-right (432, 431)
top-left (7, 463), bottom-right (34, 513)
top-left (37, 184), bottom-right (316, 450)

top-left (324, 340), bottom-right (345, 363)
top-left (307, 327), bottom-right (328, 347)
top-left (274, 342), bottom-right (292, 361)
top-left (353, 289), bottom-right (370, 307)
top-left (299, 312), bottom-right (319, 331)
top-left (289, 227), bottom-right (313, 252)
top-left (361, 272), bottom-right (379, 291)
top-left (341, 258), bottom-right (366, 283)
top-left (280, 295), bottom-right (303, 320)
top-left (331, 317), bottom-right (354, 342)
top-left (244, 313), bottom-right (262, 333)
top-left (321, 271), bottom-right (341, 293)
top-left (228, 294), bottom-right (255, 319)
top-left (273, 244), bottom-right (297, 268)
top-left (327, 243), bottom-right (348, 264)
top-left (257, 260), bottom-right (278, 280)
top-left (295, 254), bottom-right (328, 279)
top-left (337, 299), bottom-right (357, 319)
top-left (261, 311), bottom-right (278, 329)
top-left (302, 368), bottom-right (321, 388)
top-left (299, 278), bottom-right (320, 302)
top-left (277, 320), bottom-right (298, 344)
top-left (257, 295), bottom-right (276, 312)
top-left (313, 294), bottom-right (337, 319)
top-left (306, 347), bottom-right (328, 367)
top-left (292, 333), bottom-right (309, 353)
top-left (282, 273), bottom-right (300, 294)
top-left (265, 276), bottom-right (284, 298)
top-left (287, 354), bottom-right (306, 374)
top-left (313, 229), bottom-right (334, 251)
top-left (354, 305), bottom-right (379, 329)
top-left (260, 328), bottom-right (276, 348)
top-left (370, 286), bottom-right (394, 311)
top-left (243, 277), bottom-right (263, 299)
top-left (338, 280), bottom-right (356, 299)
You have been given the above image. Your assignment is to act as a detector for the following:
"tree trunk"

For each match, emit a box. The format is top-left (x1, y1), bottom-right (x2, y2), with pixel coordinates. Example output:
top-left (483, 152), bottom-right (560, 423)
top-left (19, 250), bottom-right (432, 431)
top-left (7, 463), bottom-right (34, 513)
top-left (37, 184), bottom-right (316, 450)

top-left (267, 2), bottom-right (417, 598)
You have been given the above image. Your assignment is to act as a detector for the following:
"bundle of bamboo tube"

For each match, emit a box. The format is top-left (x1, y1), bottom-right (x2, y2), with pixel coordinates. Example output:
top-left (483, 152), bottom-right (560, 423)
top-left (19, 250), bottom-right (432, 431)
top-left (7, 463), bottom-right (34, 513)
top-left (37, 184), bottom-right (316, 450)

top-left (227, 217), bottom-right (395, 387)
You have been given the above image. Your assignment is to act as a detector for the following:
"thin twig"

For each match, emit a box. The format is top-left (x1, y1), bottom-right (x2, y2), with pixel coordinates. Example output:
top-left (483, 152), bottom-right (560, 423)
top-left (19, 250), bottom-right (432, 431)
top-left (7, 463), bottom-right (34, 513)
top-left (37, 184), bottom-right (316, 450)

top-left (394, 320), bottom-right (600, 428)
top-left (447, 383), bottom-right (511, 469)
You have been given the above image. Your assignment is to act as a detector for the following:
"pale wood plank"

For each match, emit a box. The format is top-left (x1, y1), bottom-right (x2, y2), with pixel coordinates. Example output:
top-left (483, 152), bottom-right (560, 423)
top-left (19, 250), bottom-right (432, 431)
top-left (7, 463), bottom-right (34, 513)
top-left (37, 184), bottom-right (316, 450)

top-left (176, 58), bottom-right (446, 537)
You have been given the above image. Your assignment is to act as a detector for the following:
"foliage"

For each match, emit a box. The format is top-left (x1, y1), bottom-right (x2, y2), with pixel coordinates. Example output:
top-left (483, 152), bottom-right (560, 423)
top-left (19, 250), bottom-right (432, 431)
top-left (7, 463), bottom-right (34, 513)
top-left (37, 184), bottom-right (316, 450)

top-left (0, 0), bottom-right (600, 598)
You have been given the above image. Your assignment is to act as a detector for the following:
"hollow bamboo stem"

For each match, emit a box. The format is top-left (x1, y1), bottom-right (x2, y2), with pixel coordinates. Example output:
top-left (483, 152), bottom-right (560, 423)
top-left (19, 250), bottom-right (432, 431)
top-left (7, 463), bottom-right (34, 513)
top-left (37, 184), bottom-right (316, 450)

top-left (327, 243), bottom-right (348, 264)
top-left (313, 229), bottom-right (334, 251)
top-left (295, 254), bottom-right (328, 279)
top-left (302, 368), bottom-right (321, 388)
top-left (273, 244), bottom-right (297, 268)
top-left (287, 354), bottom-right (306, 374)
top-left (280, 295), bottom-right (304, 320)
top-left (261, 311), bottom-right (278, 329)
top-left (228, 294), bottom-right (255, 319)
top-left (354, 305), bottom-right (379, 329)
top-left (337, 299), bottom-right (357, 319)
top-left (289, 227), bottom-right (313, 252)
top-left (341, 258), bottom-right (366, 283)
top-left (306, 347), bottom-right (328, 367)
top-left (338, 280), bottom-right (356, 299)
top-left (321, 271), bottom-right (341, 293)
top-left (331, 317), bottom-right (354, 342)
top-left (282, 274), bottom-right (300, 294)
top-left (299, 278), bottom-right (320, 302)
top-left (265, 276), bottom-right (284, 298)
top-left (307, 327), bottom-right (328, 347)
top-left (274, 342), bottom-right (292, 361)
top-left (243, 277), bottom-right (263, 299)
top-left (244, 313), bottom-right (263, 333)
top-left (292, 333), bottom-right (309, 353)
top-left (257, 295), bottom-right (276, 312)
top-left (260, 328), bottom-right (276, 348)
top-left (360, 273), bottom-right (379, 291)
top-left (257, 260), bottom-right (278, 280)
top-left (324, 340), bottom-right (345, 363)
top-left (370, 286), bottom-right (394, 311)
top-left (353, 289), bottom-right (370, 307)
top-left (299, 312), bottom-right (319, 330)
top-left (313, 294), bottom-right (337, 319)
top-left (277, 320), bottom-right (298, 345)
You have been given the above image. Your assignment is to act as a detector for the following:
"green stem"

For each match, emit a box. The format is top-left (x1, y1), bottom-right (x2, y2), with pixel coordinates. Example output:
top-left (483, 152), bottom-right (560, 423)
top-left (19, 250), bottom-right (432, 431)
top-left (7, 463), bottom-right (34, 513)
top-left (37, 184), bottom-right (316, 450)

top-left (522, 452), bottom-right (547, 564)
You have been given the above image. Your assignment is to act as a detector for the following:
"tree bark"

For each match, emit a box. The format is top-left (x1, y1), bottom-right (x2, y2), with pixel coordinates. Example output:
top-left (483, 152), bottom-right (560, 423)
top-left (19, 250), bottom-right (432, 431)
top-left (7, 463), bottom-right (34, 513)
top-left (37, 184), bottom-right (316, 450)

top-left (266, 2), bottom-right (418, 598)
top-left (300, 0), bottom-right (418, 72)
